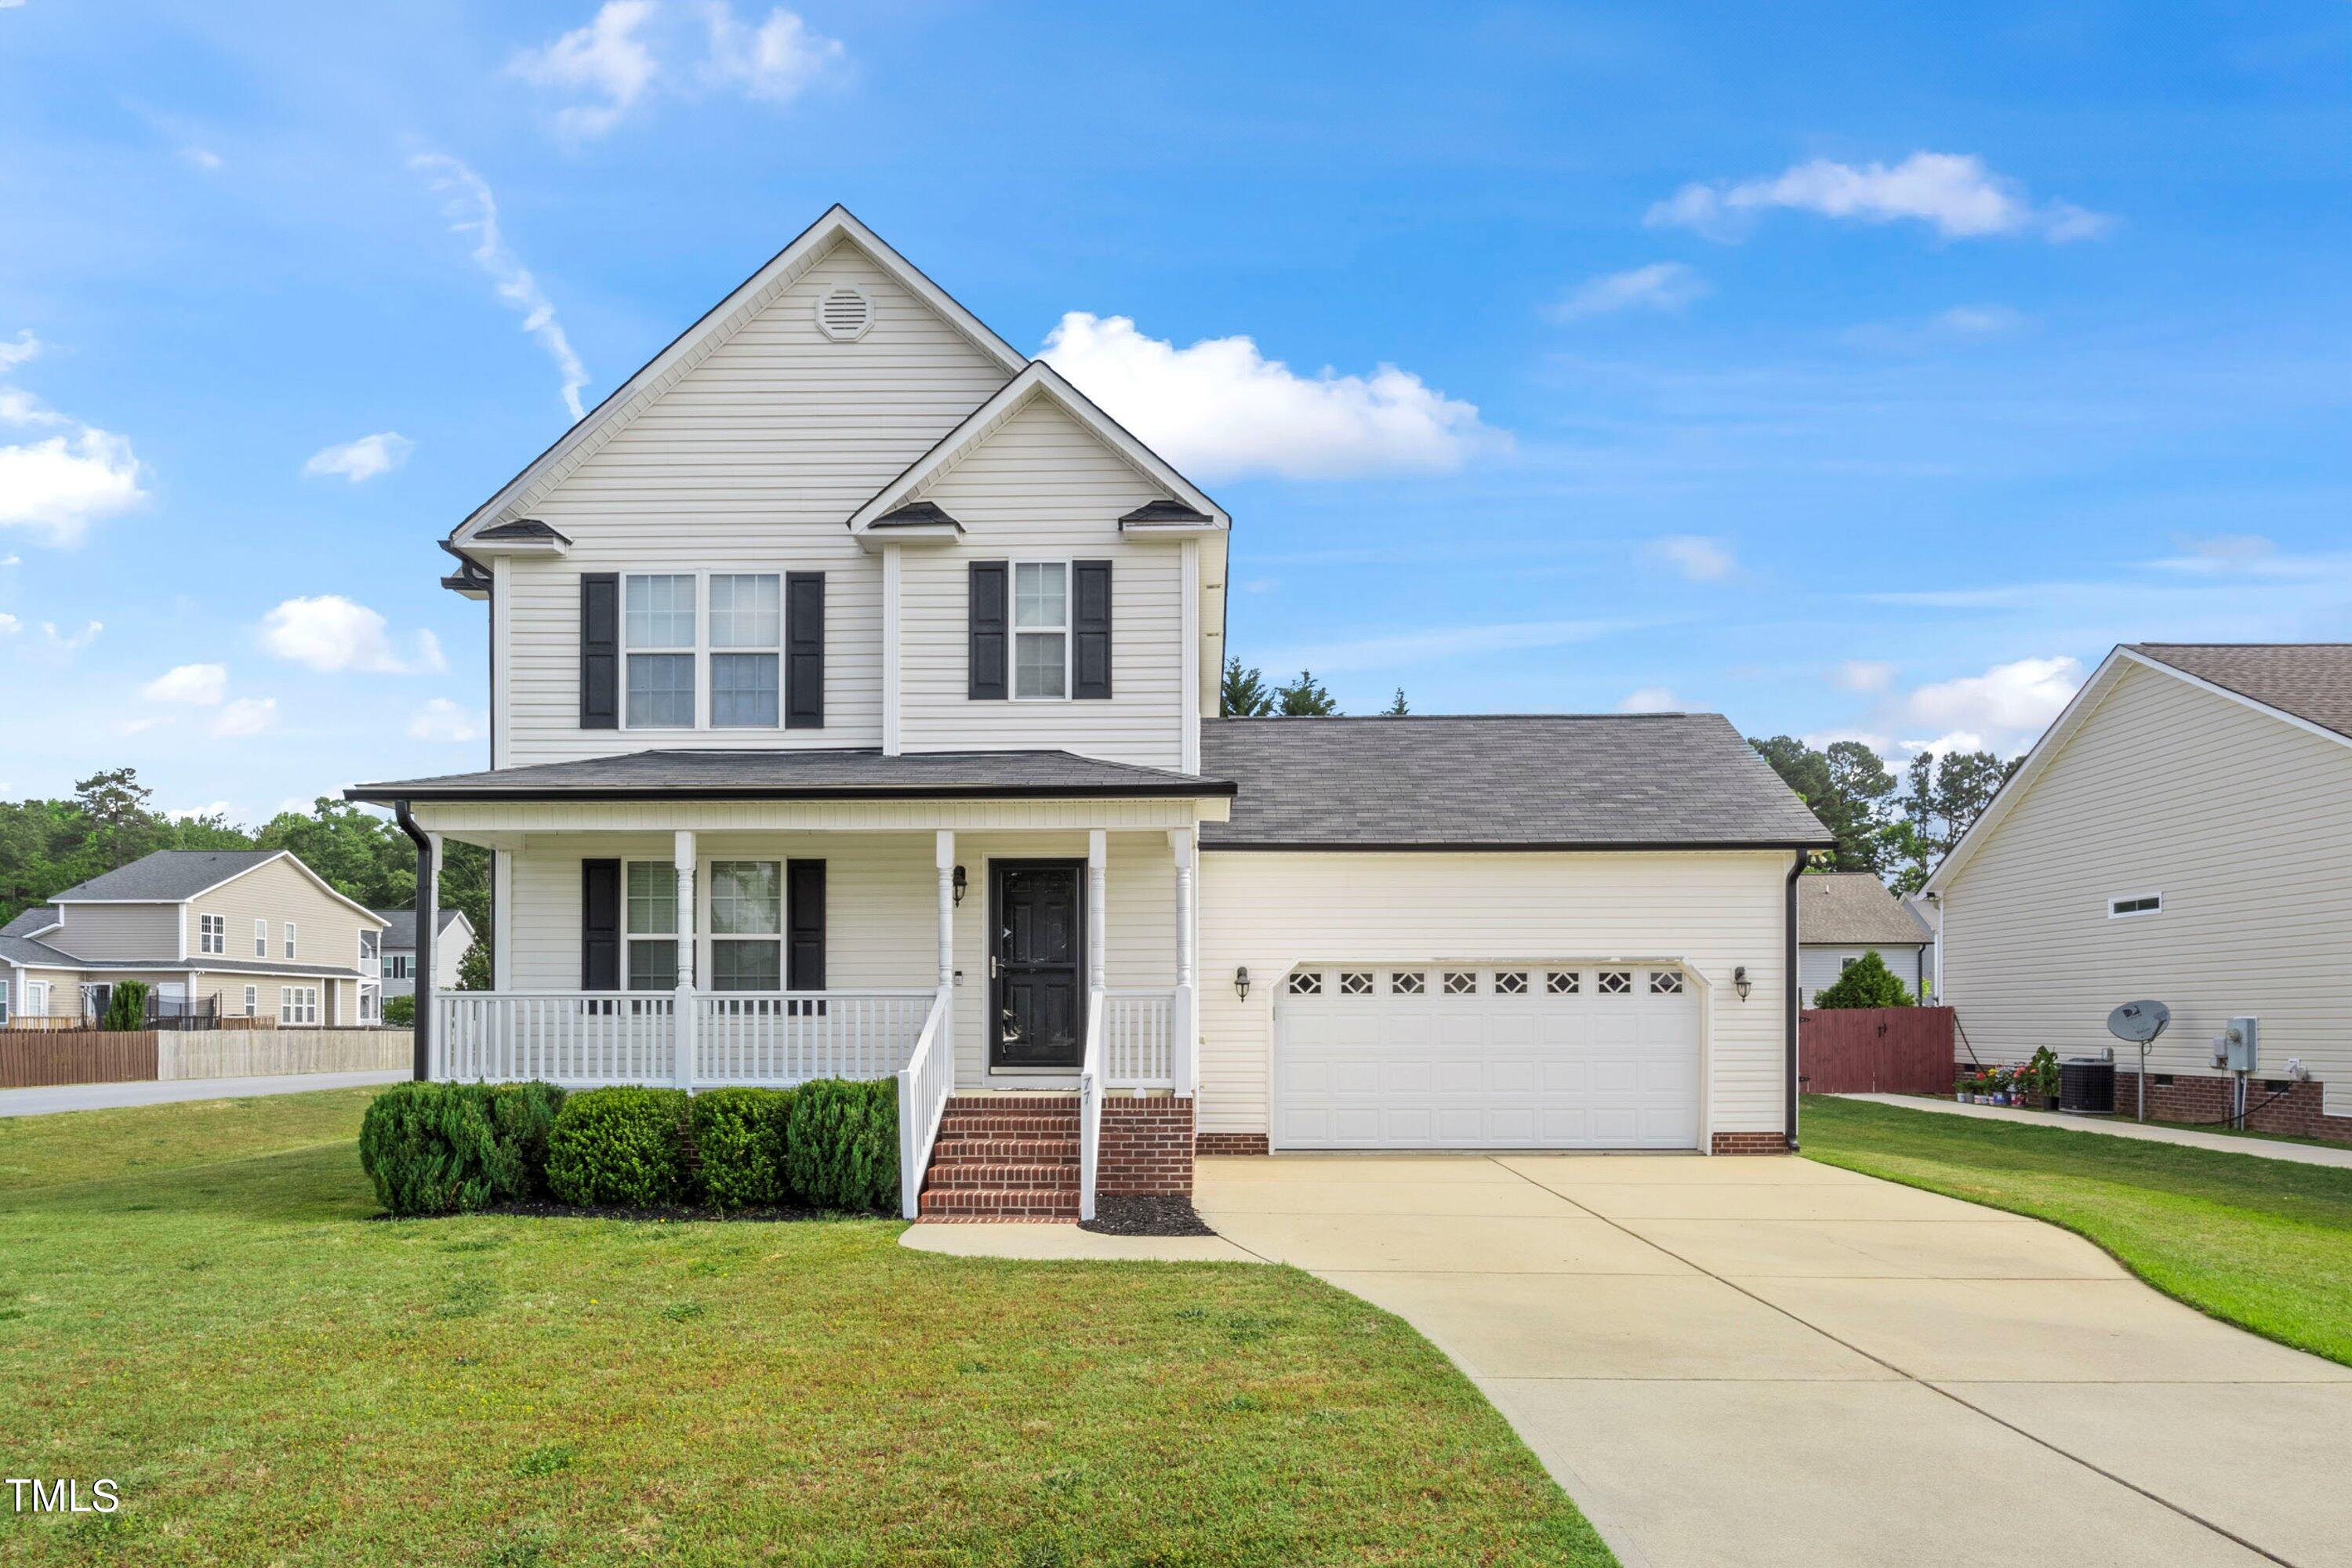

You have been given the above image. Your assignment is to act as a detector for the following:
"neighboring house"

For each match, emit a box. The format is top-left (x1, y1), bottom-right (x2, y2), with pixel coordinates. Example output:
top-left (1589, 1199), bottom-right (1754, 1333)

top-left (1797, 873), bottom-right (1934, 1004)
top-left (1926, 644), bottom-right (2352, 1145)
top-left (347, 207), bottom-right (1833, 1218)
top-left (0, 850), bottom-right (387, 1028)
top-left (371, 907), bottom-right (475, 1000)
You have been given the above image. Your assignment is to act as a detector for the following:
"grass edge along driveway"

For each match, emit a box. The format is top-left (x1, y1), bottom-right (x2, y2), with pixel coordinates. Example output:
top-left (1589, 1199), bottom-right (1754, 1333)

top-left (1800, 1093), bottom-right (2352, 1368)
top-left (0, 1088), bottom-right (1614, 1567)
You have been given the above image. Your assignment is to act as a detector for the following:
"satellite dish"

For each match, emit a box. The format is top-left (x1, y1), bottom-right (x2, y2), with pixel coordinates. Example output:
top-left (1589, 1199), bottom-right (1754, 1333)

top-left (2107, 1000), bottom-right (2170, 1044)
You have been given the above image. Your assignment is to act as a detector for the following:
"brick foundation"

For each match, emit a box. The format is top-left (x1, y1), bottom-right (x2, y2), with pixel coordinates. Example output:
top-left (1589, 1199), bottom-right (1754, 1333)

top-left (2115, 1070), bottom-right (2352, 1145)
top-left (1195, 1132), bottom-right (1270, 1156)
top-left (1711, 1131), bottom-right (1791, 1156)
top-left (1098, 1097), bottom-right (1195, 1196)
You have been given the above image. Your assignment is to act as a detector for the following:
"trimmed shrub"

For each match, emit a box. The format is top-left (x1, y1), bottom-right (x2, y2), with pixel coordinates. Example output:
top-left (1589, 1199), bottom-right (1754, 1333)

top-left (101, 979), bottom-right (150, 1033)
top-left (361, 1081), bottom-right (519, 1215)
top-left (546, 1087), bottom-right (691, 1208)
top-left (381, 995), bottom-right (416, 1027)
top-left (690, 1087), bottom-right (796, 1210)
top-left (786, 1079), bottom-right (900, 1213)
top-left (1813, 949), bottom-right (1915, 1010)
top-left (486, 1081), bottom-right (567, 1200)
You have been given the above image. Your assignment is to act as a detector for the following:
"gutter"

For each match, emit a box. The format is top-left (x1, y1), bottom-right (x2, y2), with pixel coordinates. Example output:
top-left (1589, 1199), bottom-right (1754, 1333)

top-left (1784, 850), bottom-right (1806, 1151)
top-left (392, 800), bottom-right (434, 1083)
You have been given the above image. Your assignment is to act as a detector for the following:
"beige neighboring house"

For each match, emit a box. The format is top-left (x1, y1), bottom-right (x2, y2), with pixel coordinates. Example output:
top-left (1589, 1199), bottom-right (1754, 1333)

top-left (0, 849), bottom-right (387, 1028)
top-left (1926, 643), bottom-right (2352, 1145)
top-left (371, 907), bottom-right (474, 1000)
top-left (1798, 872), bottom-right (1934, 1004)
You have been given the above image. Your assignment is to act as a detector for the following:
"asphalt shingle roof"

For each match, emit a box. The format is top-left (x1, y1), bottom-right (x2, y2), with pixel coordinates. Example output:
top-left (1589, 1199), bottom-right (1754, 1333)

top-left (348, 749), bottom-right (1235, 801)
top-left (1199, 715), bottom-right (1834, 849)
top-left (2128, 644), bottom-right (2352, 740)
top-left (0, 934), bottom-right (78, 967)
top-left (2, 906), bottom-right (61, 938)
top-left (1798, 873), bottom-right (1933, 946)
top-left (371, 908), bottom-right (466, 949)
top-left (50, 850), bottom-right (285, 903)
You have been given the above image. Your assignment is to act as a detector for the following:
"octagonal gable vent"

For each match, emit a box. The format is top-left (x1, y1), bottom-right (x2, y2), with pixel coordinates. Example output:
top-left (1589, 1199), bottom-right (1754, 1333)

top-left (816, 285), bottom-right (873, 342)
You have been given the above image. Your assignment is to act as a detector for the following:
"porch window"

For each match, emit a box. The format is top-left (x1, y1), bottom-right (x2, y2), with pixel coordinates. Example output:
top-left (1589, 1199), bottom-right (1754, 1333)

top-left (1013, 561), bottom-right (1068, 699)
top-left (626, 862), bottom-right (681, 990)
top-left (710, 574), bottom-right (782, 728)
top-left (625, 573), bottom-right (697, 728)
top-left (709, 860), bottom-right (782, 991)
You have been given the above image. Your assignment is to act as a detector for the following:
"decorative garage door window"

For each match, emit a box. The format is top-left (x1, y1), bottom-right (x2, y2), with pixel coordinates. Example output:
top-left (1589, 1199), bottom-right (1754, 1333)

top-left (1389, 971), bottom-right (1425, 996)
top-left (1339, 971), bottom-right (1374, 996)
top-left (1443, 971), bottom-right (1477, 995)
top-left (1597, 970), bottom-right (1633, 994)
top-left (1547, 970), bottom-right (1581, 994)
top-left (1288, 971), bottom-right (1322, 996)
top-left (1494, 971), bottom-right (1528, 995)
top-left (1650, 970), bottom-right (1685, 994)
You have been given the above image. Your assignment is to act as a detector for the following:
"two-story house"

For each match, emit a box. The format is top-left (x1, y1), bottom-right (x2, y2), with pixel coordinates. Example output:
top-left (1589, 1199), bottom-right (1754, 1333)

top-left (0, 849), bottom-right (387, 1028)
top-left (349, 207), bottom-right (1830, 1220)
top-left (370, 907), bottom-right (476, 1002)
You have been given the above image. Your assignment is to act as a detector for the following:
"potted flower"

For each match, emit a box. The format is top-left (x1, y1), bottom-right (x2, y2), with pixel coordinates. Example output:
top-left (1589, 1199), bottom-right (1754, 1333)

top-left (2024, 1047), bottom-right (2062, 1111)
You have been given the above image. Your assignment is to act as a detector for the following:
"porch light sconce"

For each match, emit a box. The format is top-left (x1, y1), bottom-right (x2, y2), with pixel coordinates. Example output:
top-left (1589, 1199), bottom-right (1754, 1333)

top-left (1733, 965), bottom-right (1752, 1002)
top-left (1234, 966), bottom-right (1250, 1001)
top-left (952, 865), bottom-right (967, 906)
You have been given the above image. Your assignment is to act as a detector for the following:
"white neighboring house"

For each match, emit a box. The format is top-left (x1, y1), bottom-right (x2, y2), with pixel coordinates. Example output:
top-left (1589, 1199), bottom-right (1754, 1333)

top-left (347, 207), bottom-right (1834, 1219)
top-left (1925, 643), bottom-right (2352, 1145)
top-left (370, 908), bottom-right (475, 1000)
top-left (1797, 873), bottom-right (1934, 1004)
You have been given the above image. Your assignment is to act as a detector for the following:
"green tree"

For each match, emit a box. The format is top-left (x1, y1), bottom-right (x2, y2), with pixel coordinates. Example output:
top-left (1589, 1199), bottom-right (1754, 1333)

top-left (1811, 949), bottom-right (1915, 1009)
top-left (1382, 688), bottom-right (1410, 717)
top-left (101, 978), bottom-right (151, 1032)
top-left (1748, 735), bottom-right (1898, 874)
top-left (1274, 670), bottom-right (1339, 717)
top-left (256, 799), bottom-right (416, 911)
top-left (1888, 749), bottom-right (2024, 891)
top-left (1219, 659), bottom-right (1274, 717)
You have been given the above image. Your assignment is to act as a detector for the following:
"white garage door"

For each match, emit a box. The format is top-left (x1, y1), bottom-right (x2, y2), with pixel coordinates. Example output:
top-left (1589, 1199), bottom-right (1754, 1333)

top-left (1274, 964), bottom-right (1701, 1150)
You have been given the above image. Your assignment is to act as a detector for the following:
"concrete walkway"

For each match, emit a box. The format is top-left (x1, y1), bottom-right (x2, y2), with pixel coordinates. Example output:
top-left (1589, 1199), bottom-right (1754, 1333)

top-left (899, 1221), bottom-right (1257, 1263)
top-left (1196, 1152), bottom-right (2352, 1568)
top-left (1834, 1092), bottom-right (2352, 1170)
top-left (0, 1069), bottom-right (404, 1118)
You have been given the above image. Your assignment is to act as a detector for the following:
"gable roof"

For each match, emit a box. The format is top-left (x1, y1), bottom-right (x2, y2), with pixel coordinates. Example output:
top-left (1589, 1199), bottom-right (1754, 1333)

top-left (1925, 642), bottom-right (2352, 895)
top-left (1, 932), bottom-right (77, 967)
top-left (2, 906), bottom-right (61, 939)
top-left (1798, 873), bottom-right (1933, 946)
top-left (847, 360), bottom-right (1229, 535)
top-left (50, 849), bottom-right (288, 902)
top-left (1200, 715), bottom-right (1834, 850)
top-left (449, 206), bottom-right (1027, 546)
top-left (371, 907), bottom-right (470, 949)
top-left (347, 747), bottom-right (1233, 803)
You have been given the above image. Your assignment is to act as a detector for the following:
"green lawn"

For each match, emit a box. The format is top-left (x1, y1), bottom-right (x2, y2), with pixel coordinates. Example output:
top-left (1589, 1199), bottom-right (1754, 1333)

top-left (1801, 1094), bottom-right (2352, 1367)
top-left (0, 1091), bottom-right (1610, 1567)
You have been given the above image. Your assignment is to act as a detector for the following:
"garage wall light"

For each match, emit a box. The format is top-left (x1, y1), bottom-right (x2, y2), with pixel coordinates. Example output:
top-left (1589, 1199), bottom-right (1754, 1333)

top-left (1733, 965), bottom-right (1751, 1001)
top-left (1234, 966), bottom-right (1250, 1001)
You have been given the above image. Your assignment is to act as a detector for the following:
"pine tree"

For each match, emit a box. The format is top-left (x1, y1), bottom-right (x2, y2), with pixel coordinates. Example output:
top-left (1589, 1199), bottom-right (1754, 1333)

top-left (1274, 670), bottom-right (1339, 717)
top-left (1383, 688), bottom-right (1410, 717)
top-left (1220, 659), bottom-right (1274, 717)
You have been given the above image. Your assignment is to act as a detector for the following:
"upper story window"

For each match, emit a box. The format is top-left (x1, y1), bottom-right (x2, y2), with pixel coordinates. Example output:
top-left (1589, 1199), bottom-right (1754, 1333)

top-left (625, 573), bottom-right (697, 728)
top-left (284, 921), bottom-right (298, 960)
top-left (710, 575), bottom-right (781, 728)
top-left (254, 918), bottom-right (268, 957)
top-left (1014, 562), bottom-right (1069, 699)
top-left (198, 913), bottom-right (226, 956)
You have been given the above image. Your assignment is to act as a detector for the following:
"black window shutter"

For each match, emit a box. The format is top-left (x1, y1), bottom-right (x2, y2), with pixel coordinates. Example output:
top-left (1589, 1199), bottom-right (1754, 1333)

top-left (786, 572), bottom-right (824, 729)
top-left (582, 859), bottom-right (621, 989)
top-left (1073, 560), bottom-right (1112, 700)
top-left (968, 561), bottom-right (1008, 700)
top-left (786, 860), bottom-right (826, 990)
top-left (579, 573), bottom-right (619, 728)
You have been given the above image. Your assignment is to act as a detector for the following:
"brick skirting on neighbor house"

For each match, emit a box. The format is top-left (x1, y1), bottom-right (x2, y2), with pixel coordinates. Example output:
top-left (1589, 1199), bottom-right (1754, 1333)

top-left (1097, 1098), bottom-right (1195, 1196)
top-left (2115, 1070), bottom-right (2352, 1145)
top-left (1195, 1132), bottom-right (1271, 1156)
top-left (1711, 1131), bottom-right (1791, 1156)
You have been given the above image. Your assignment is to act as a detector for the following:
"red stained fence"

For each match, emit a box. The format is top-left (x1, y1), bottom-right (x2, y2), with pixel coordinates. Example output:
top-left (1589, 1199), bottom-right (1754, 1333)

top-left (0, 1029), bottom-right (160, 1090)
top-left (1798, 1007), bottom-right (1956, 1096)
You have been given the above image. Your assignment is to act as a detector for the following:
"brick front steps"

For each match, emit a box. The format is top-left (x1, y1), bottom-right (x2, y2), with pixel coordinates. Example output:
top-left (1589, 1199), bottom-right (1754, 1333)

top-left (916, 1096), bottom-right (1080, 1220)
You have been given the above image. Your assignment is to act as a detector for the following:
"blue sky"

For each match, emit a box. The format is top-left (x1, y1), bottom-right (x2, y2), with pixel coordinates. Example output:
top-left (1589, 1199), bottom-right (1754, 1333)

top-left (2, 2), bottom-right (2348, 820)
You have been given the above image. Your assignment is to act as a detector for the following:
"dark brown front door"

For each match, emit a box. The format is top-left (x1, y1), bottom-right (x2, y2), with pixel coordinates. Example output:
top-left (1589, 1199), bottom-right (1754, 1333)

top-left (989, 860), bottom-right (1086, 1071)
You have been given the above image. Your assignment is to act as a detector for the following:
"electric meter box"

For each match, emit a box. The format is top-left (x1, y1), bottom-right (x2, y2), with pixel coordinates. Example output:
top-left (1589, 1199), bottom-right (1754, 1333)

top-left (2223, 1017), bottom-right (2259, 1073)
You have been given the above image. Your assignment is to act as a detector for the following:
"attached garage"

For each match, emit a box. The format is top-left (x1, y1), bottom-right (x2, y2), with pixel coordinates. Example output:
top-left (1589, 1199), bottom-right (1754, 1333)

top-left (1273, 962), bottom-right (1701, 1149)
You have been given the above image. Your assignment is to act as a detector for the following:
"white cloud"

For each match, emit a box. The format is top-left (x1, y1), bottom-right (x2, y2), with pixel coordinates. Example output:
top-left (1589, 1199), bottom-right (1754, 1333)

top-left (1897, 655), bottom-right (2082, 754)
top-left (1833, 659), bottom-right (1896, 694)
top-left (1617, 686), bottom-right (1680, 713)
top-left (211, 697), bottom-right (278, 738)
top-left (260, 595), bottom-right (446, 674)
top-left (1, 553), bottom-right (18, 568)
top-left (1646, 534), bottom-right (1735, 583)
top-left (1936, 304), bottom-right (2027, 335)
top-left (701, 3), bottom-right (843, 101)
top-left (1039, 312), bottom-right (1501, 481)
top-left (407, 698), bottom-right (487, 743)
top-left (167, 801), bottom-right (231, 822)
top-left (0, 612), bottom-right (16, 634)
top-left (116, 714), bottom-right (170, 735)
top-left (0, 331), bottom-right (38, 371)
top-left (1647, 152), bottom-right (2110, 243)
top-left (412, 154), bottom-right (590, 421)
top-left (142, 662), bottom-right (227, 705)
top-left (303, 431), bottom-right (414, 482)
top-left (1544, 263), bottom-right (1707, 323)
top-left (510, 0), bottom-right (660, 138)
top-left (42, 619), bottom-right (100, 651)
top-left (1261, 616), bottom-right (1644, 675)
top-left (0, 426), bottom-right (147, 546)
top-left (180, 146), bottom-right (223, 171)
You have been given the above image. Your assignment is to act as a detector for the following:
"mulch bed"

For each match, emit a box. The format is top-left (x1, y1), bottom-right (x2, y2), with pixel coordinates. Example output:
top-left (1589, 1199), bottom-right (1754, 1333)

top-left (373, 1201), bottom-right (851, 1223)
top-left (1079, 1194), bottom-right (1218, 1237)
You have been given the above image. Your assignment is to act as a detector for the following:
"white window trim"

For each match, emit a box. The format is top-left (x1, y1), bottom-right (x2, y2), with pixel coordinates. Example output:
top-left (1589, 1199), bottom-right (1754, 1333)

top-left (0, 978), bottom-right (9, 1025)
top-left (242, 984), bottom-right (259, 1016)
top-left (26, 979), bottom-right (49, 1017)
top-left (1009, 557), bottom-right (1074, 703)
top-left (619, 570), bottom-right (792, 734)
top-left (2107, 891), bottom-right (2163, 920)
top-left (254, 918), bottom-right (268, 958)
top-left (278, 985), bottom-right (321, 1026)
top-left (705, 858), bottom-right (786, 993)
top-left (284, 920), bottom-right (298, 960)
top-left (198, 912), bottom-right (226, 956)
top-left (622, 856), bottom-right (686, 991)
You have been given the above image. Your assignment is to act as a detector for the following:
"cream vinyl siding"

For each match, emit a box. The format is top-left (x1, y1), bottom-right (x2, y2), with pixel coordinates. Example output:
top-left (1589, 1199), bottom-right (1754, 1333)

top-left (897, 397), bottom-right (1188, 768)
top-left (506, 829), bottom-right (1178, 1084)
top-left (39, 904), bottom-right (180, 962)
top-left (1197, 850), bottom-right (1794, 1139)
top-left (9, 967), bottom-right (83, 1018)
top-left (1944, 662), bottom-right (2352, 1112)
top-left (1799, 944), bottom-right (1927, 1005)
top-left (184, 858), bottom-right (378, 979)
top-left (499, 241), bottom-right (1014, 765)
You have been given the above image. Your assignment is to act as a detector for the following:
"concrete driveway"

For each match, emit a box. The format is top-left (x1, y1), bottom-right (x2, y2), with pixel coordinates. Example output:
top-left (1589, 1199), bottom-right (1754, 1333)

top-left (1196, 1152), bottom-right (2352, 1568)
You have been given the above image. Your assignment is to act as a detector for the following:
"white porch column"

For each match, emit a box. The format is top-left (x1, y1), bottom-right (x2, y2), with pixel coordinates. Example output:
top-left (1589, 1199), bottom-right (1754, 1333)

top-left (672, 829), bottom-right (695, 1091)
top-left (1169, 826), bottom-right (1197, 1098)
top-left (881, 543), bottom-right (903, 757)
top-left (935, 830), bottom-right (955, 990)
top-left (1087, 830), bottom-right (1108, 994)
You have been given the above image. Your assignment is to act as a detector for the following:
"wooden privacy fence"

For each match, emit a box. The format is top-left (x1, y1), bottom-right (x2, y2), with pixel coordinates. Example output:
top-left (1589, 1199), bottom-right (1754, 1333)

top-left (1798, 1007), bottom-right (1957, 1095)
top-left (0, 1028), bottom-right (412, 1090)
top-left (0, 1030), bottom-right (160, 1090)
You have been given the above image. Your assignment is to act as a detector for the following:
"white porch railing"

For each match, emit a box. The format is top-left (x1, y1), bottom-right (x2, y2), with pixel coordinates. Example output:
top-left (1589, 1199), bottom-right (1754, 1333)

top-left (1078, 989), bottom-right (1105, 1222)
top-left (440, 993), bottom-right (677, 1086)
top-left (695, 990), bottom-right (935, 1085)
top-left (1099, 989), bottom-right (1178, 1090)
top-left (436, 989), bottom-right (932, 1089)
top-left (895, 987), bottom-right (954, 1219)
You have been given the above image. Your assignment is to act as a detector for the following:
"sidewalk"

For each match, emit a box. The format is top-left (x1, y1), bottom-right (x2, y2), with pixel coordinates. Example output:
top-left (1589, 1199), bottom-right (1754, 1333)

top-left (0, 1069), bottom-right (405, 1118)
top-left (1831, 1092), bottom-right (2352, 1170)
